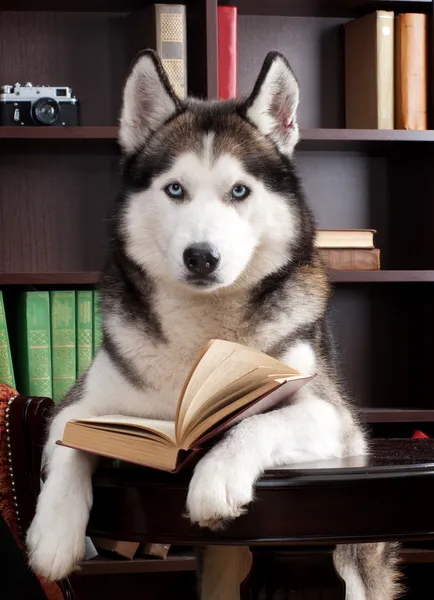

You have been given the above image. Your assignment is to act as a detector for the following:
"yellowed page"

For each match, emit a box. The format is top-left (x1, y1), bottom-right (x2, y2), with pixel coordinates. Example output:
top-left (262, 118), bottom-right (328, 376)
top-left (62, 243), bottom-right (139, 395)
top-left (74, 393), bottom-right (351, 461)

top-left (176, 340), bottom-right (240, 431)
top-left (62, 425), bottom-right (179, 471)
top-left (181, 379), bottom-right (280, 449)
top-left (182, 372), bottom-right (273, 438)
top-left (181, 367), bottom-right (291, 438)
top-left (177, 340), bottom-right (299, 440)
top-left (71, 415), bottom-right (176, 444)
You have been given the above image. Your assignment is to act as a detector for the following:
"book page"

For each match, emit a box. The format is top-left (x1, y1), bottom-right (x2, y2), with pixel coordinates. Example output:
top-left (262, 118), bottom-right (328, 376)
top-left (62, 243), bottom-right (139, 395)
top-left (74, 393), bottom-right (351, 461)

top-left (181, 367), bottom-right (288, 439)
top-left (176, 340), bottom-right (239, 428)
top-left (178, 340), bottom-right (299, 440)
top-left (71, 415), bottom-right (176, 444)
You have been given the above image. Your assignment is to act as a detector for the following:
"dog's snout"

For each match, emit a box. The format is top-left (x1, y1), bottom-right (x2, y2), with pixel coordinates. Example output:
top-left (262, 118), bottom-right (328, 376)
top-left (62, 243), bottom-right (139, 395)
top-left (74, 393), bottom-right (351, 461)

top-left (183, 244), bottom-right (220, 276)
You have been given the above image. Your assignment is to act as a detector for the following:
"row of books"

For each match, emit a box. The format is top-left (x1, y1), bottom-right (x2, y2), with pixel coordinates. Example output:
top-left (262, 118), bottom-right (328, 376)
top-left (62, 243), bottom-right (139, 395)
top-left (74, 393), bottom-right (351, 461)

top-left (0, 290), bottom-right (102, 403)
top-left (317, 229), bottom-right (380, 271)
top-left (128, 3), bottom-right (238, 102)
top-left (345, 11), bottom-right (428, 130)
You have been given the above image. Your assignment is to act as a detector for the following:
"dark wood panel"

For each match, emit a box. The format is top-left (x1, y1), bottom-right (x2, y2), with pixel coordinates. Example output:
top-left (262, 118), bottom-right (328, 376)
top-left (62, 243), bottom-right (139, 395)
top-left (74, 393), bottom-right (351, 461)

top-left (0, 151), bottom-right (118, 272)
top-left (70, 571), bottom-right (198, 600)
top-left (238, 16), bottom-right (347, 128)
top-left (235, 0), bottom-right (432, 17)
top-left (0, 12), bottom-right (128, 126)
top-left (329, 285), bottom-right (414, 409)
top-left (0, 0), bottom-right (201, 10)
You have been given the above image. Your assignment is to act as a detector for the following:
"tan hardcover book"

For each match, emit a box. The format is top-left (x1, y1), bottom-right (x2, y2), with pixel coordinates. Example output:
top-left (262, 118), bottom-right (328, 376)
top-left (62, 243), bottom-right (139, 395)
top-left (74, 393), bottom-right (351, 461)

top-left (315, 229), bottom-right (376, 249)
top-left (93, 538), bottom-right (140, 559)
top-left (345, 10), bottom-right (394, 129)
top-left (320, 248), bottom-right (380, 270)
top-left (142, 543), bottom-right (171, 559)
top-left (58, 339), bottom-right (314, 472)
top-left (127, 4), bottom-right (187, 99)
top-left (395, 13), bottom-right (427, 130)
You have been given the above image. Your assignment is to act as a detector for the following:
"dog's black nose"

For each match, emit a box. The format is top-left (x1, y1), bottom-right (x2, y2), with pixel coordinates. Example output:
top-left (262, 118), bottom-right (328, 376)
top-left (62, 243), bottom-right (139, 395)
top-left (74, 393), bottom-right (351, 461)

top-left (183, 244), bottom-right (220, 276)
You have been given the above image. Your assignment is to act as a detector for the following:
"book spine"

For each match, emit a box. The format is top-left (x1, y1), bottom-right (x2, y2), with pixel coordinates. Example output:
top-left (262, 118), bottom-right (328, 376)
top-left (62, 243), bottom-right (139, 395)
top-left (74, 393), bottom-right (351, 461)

top-left (218, 5), bottom-right (238, 99)
top-left (92, 290), bottom-right (103, 356)
top-left (19, 292), bottom-right (52, 398)
top-left (51, 291), bottom-right (76, 404)
top-left (76, 290), bottom-right (93, 377)
top-left (128, 4), bottom-right (187, 99)
top-left (0, 292), bottom-right (15, 388)
top-left (376, 11), bottom-right (394, 129)
top-left (395, 13), bottom-right (427, 130)
top-left (320, 248), bottom-right (380, 270)
top-left (154, 4), bottom-right (187, 99)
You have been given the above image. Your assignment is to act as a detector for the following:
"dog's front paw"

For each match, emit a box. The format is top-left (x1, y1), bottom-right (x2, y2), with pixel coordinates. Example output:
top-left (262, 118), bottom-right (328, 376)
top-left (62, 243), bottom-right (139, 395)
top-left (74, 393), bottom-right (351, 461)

top-left (27, 490), bottom-right (87, 580)
top-left (186, 452), bottom-right (255, 530)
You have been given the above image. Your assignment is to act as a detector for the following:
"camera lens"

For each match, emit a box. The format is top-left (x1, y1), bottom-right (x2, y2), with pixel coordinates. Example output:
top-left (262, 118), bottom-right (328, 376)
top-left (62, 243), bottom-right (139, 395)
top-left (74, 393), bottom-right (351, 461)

top-left (31, 97), bottom-right (60, 125)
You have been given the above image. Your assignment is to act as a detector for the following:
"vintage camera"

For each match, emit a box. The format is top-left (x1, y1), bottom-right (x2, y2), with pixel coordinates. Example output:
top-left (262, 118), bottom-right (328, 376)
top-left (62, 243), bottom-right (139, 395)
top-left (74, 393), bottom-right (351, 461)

top-left (0, 83), bottom-right (79, 126)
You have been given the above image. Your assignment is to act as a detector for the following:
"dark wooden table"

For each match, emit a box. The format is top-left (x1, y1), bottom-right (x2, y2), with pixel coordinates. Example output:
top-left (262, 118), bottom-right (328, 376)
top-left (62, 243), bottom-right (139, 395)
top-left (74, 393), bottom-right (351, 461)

top-left (88, 439), bottom-right (434, 598)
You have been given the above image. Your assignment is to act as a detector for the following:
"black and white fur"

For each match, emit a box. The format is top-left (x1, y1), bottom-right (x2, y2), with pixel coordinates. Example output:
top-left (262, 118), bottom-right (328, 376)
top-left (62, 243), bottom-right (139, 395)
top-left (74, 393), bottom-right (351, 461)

top-left (26, 50), bottom-right (401, 599)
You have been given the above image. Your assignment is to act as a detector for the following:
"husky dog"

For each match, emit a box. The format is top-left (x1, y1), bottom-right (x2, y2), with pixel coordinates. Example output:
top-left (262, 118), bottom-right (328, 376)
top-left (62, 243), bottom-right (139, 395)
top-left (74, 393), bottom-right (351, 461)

top-left (26, 50), bottom-right (401, 599)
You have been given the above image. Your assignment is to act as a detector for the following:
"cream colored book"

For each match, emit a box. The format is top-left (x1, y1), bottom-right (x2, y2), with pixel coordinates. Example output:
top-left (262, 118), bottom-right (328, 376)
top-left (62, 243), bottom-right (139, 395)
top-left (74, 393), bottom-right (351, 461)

top-left (59, 339), bottom-right (314, 472)
top-left (316, 229), bottom-right (376, 249)
top-left (345, 10), bottom-right (394, 129)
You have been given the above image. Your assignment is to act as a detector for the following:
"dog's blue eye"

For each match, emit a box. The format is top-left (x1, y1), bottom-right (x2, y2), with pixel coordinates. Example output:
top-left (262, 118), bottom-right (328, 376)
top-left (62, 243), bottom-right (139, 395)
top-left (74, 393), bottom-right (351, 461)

top-left (165, 182), bottom-right (184, 199)
top-left (231, 184), bottom-right (250, 201)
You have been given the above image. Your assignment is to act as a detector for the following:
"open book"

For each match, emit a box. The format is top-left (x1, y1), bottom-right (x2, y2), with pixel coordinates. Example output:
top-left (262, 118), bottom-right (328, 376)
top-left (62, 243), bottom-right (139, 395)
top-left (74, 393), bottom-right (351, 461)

top-left (58, 339), bottom-right (314, 472)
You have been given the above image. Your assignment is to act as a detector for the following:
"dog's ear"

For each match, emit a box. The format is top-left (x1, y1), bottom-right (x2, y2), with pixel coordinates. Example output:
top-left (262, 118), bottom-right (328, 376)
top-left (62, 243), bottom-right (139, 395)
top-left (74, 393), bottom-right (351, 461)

top-left (244, 51), bottom-right (300, 156)
top-left (119, 50), bottom-right (182, 154)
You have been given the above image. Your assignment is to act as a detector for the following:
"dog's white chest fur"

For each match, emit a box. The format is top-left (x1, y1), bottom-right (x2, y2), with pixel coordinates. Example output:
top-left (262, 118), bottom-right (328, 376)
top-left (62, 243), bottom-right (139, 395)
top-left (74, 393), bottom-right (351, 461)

top-left (106, 287), bottom-right (259, 419)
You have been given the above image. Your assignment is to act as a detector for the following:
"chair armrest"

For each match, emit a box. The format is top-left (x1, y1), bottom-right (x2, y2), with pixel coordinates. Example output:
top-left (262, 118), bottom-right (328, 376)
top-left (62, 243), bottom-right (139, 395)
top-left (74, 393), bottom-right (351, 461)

top-left (6, 396), bottom-right (54, 536)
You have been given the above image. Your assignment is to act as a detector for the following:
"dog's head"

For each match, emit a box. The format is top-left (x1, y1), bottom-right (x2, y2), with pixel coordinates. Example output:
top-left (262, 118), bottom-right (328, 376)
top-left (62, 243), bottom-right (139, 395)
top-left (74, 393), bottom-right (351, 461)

top-left (117, 50), bottom-right (315, 292)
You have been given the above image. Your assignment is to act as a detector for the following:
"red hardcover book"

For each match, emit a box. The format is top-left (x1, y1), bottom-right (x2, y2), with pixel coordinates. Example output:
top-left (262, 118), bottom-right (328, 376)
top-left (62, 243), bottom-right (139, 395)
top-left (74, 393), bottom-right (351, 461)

top-left (218, 5), bottom-right (238, 99)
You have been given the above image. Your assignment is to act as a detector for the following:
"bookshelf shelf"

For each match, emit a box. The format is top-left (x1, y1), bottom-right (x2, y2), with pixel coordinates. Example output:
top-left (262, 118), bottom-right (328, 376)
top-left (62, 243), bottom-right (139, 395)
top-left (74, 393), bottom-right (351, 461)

top-left (0, 273), bottom-right (100, 285)
top-left (0, 126), bottom-right (118, 140)
top-left (3, 270), bottom-right (434, 286)
top-left (78, 555), bottom-right (197, 575)
top-left (76, 547), bottom-right (434, 576)
top-left (362, 409), bottom-right (434, 423)
top-left (330, 270), bottom-right (434, 283)
top-left (2, 128), bottom-right (434, 151)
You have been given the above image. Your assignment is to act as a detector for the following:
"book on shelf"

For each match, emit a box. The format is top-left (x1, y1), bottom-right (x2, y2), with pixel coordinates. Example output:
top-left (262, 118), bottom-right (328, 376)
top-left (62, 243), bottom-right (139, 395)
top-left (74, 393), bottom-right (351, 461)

top-left (51, 291), bottom-right (76, 404)
top-left (92, 290), bottom-right (103, 356)
top-left (345, 10), bottom-right (394, 129)
top-left (58, 339), bottom-right (314, 472)
top-left (0, 292), bottom-right (15, 388)
top-left (92, 538), bottom-right (140, 560)
top-left (16, 292), bottom-right (53, 398)
top-left (315, 229), bottom-right (376, 249)
top-left (127, 3), bottom-right (187, 99)
top-left (76, 290), bottom-right (93, 377)
top-left (395, 13), bottom-right (428, 131)
top-left (218, 4), bottom-right (238, 99)
top-left (320, 248), bottom-right (380, 271)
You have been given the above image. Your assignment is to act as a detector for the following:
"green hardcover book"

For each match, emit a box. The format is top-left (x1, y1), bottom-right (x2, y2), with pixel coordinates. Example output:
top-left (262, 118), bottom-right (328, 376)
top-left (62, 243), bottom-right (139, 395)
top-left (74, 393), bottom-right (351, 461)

top-left (51, 291), bottom-right (76, 404)
top-left (0, 292), bottom-right (15, 388)
top-left (92, 290), bottom-right (103, 356)
top-left (76, 290), bottom-right (93, 377)
top-left (17, 291), bottom-right (52, 398)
